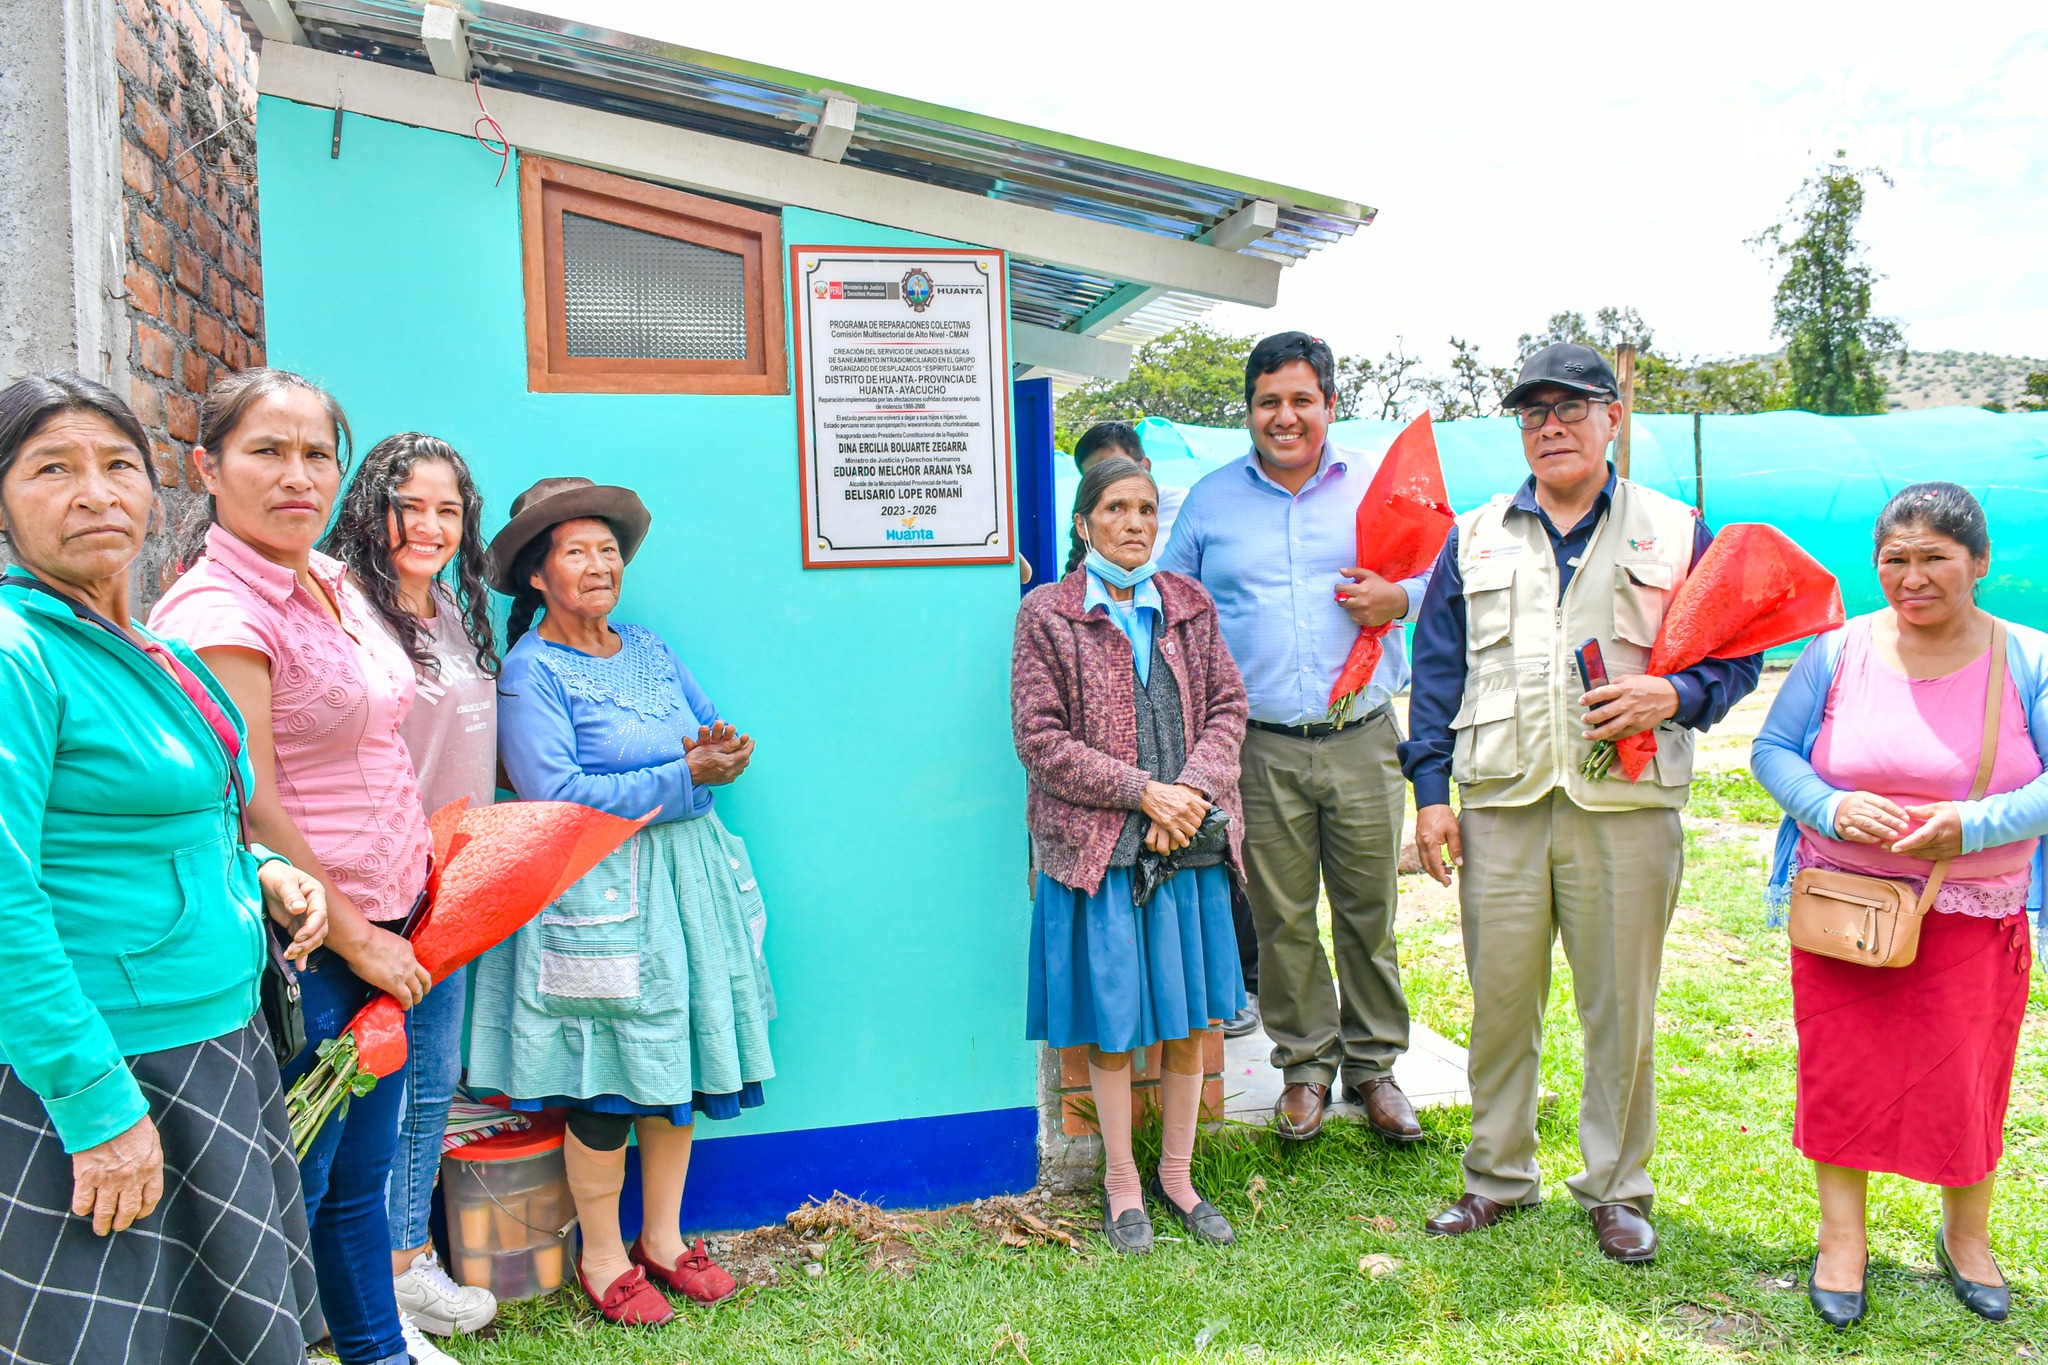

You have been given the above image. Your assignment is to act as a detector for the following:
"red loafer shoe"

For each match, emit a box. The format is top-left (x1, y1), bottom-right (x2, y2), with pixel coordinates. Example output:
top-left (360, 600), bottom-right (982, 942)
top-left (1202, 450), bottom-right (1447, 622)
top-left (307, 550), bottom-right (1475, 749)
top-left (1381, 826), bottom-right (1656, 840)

top-left (631, 1237), bottom-right (738, 1305)
top-left (578, 1261), bottom-right (674, 1326)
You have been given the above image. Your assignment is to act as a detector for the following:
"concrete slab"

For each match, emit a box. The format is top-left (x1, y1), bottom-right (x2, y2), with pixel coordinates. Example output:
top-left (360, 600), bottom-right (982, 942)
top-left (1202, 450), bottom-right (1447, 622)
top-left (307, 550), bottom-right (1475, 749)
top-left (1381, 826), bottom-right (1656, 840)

top-left (1220, 1019), bottom-right (1471, 1124)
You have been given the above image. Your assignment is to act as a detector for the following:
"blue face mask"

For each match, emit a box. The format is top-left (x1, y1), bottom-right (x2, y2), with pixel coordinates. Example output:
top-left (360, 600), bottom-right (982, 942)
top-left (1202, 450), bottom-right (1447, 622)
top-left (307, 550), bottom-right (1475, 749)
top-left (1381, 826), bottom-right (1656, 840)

top-left (1083, 539), bottom-right (1157, 591)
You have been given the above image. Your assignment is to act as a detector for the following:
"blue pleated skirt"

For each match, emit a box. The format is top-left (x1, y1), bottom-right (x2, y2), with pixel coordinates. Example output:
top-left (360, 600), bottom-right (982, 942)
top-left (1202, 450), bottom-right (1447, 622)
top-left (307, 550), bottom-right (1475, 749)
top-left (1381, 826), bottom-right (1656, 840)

top-left (1027, 862), bottom-right (1245, 1053)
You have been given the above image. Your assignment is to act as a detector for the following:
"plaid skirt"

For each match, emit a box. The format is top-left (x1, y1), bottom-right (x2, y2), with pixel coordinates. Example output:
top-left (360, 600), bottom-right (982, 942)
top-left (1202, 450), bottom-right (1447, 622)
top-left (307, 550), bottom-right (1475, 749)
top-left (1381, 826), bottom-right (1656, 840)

top-left (0, 1021), bottom-right (319, 1365)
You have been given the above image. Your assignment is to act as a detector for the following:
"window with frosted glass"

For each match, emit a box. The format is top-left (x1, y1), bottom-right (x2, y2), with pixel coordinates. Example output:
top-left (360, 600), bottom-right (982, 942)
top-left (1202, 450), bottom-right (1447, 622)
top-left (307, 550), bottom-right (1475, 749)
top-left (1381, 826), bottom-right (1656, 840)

top-left (519, 155), bottom-right (787, 395)
top-left (560, 213), bottom-right (749, 360)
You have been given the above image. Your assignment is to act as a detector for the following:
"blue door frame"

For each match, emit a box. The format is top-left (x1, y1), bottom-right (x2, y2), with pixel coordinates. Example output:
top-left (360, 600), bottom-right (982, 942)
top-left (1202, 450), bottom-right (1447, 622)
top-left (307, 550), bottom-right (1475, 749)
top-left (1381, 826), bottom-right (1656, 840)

top-left (1012, 377), bottom-right (1058, 594)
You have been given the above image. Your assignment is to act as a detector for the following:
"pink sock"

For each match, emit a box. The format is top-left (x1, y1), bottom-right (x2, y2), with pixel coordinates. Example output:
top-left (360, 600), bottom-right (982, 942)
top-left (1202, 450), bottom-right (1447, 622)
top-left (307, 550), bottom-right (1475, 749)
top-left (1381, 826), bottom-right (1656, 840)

top-left (1157, 1068), bottom-right (1203, 1212)
top-left (1088, 1063), bottom-right (1142, 1218)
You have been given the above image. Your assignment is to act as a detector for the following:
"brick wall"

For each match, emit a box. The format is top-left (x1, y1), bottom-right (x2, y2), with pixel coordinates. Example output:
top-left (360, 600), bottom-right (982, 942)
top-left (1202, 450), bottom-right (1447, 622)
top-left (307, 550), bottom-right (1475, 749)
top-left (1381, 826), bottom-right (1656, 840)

top-left (113, 0), bottom-right (264, 592)
top-left (1050, 1038), bottom-right (1226, 1137)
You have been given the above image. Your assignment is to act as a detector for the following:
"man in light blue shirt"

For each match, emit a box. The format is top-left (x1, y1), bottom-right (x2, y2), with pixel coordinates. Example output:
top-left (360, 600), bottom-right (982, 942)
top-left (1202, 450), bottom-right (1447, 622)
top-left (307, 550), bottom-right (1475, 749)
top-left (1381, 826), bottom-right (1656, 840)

top-left (1160, 332), bottom-right (1430, 1144)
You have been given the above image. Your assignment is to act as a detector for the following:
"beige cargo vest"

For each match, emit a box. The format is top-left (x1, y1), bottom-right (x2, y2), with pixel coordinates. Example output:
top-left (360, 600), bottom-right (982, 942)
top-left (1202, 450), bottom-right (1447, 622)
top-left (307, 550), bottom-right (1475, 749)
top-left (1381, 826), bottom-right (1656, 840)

top-left (1451, 477), bottom-right (1701, 811)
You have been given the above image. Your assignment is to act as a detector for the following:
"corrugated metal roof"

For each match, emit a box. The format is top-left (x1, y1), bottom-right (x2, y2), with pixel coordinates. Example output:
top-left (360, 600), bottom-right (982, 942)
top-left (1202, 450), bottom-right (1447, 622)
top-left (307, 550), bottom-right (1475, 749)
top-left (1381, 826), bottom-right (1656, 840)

top-left (257, 0), bottom-right (1376, 340)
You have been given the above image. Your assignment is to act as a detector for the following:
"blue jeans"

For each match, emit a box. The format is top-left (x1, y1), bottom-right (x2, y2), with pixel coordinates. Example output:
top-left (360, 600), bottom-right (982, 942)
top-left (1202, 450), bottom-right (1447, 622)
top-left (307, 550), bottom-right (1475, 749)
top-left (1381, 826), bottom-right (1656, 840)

top-left (388, 967), bottom-right (466, 1252)
top-left (282, 949), bottom-right (409, 1365)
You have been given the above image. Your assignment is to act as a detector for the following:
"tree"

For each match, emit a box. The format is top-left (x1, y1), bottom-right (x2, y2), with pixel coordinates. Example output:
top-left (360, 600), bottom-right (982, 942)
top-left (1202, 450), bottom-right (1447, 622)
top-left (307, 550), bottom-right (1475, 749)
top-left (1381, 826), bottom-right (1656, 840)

top-left (1422, 336), bottom-right (1514, 419)
top-left (1516, 306), bottom-right (1654, 365)
top-left (1633, 353), bottom-right (1792, 414)
top-left (1053, 324), bottom-right (1250, 448)
top-left (1752, 162), bottom-right (1904, 414)
top-left (1513, 304), bottom-right (1791, 415)
top-left (2020, 368), bottom-right (2048, 413)
top-left (1336, 340), bottom-right (1424, 420)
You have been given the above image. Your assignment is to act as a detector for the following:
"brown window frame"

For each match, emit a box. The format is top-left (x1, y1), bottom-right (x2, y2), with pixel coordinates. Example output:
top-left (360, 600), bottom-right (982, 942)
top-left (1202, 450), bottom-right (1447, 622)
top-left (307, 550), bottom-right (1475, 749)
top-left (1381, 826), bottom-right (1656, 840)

top-left (520, 155), bottom-right (787, 395)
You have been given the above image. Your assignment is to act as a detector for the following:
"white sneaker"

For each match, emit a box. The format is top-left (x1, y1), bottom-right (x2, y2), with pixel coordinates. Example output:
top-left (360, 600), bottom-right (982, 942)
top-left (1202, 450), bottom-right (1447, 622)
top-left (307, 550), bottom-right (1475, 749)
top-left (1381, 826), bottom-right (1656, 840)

top-left (392, 1250), bottom-right (498, 1335)
top-left (398, 1313), bottom-right (458, 1364)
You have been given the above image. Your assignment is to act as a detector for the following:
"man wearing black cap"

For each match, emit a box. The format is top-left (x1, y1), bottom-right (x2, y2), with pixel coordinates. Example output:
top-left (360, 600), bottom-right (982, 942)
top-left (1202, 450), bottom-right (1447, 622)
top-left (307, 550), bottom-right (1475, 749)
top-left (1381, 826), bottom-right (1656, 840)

top-left (1399, 343), bottom-right (1761, 1262)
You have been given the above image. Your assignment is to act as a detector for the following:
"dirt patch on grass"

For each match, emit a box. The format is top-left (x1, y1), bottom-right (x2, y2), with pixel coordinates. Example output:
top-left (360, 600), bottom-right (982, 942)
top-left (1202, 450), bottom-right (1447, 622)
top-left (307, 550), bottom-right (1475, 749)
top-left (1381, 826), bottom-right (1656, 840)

top-left (1669, 1297), bottom-right (1784, 1352)
top-left (709, 1190), bottom-right (1096, 1287)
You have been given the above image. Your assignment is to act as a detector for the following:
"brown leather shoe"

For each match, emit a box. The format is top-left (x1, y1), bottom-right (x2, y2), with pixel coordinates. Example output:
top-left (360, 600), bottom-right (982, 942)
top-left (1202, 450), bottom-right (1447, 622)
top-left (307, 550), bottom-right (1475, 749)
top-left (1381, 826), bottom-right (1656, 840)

top-left (1273, 1082), bottom-right (1329, 1141)
top-left (1425, 1192), bottom-right (1514, 1237)
top-left (1347, 1077), bottom-right (1423, 1144)
top-left (1590, 1204), bottom-right (1657, 1263)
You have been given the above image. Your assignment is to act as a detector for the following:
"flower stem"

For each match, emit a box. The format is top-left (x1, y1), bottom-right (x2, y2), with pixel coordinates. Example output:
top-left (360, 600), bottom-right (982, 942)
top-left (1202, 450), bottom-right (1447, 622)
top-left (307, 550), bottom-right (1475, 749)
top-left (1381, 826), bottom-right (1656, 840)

top-left (286, 1033), bottom-right (363, 1159)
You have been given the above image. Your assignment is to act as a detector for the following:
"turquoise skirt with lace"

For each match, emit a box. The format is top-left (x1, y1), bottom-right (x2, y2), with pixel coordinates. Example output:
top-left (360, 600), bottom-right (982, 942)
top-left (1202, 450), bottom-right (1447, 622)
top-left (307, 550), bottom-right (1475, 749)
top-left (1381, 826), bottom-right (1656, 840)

top-left (468, 810), bottom-right (776, 1109)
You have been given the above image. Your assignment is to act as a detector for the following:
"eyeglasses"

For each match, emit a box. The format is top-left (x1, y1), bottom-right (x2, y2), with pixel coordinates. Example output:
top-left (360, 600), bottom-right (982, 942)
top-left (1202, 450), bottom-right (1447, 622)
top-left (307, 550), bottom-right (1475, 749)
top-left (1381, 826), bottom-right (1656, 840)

top-left (1516, 397), bottom-right (1605, 431)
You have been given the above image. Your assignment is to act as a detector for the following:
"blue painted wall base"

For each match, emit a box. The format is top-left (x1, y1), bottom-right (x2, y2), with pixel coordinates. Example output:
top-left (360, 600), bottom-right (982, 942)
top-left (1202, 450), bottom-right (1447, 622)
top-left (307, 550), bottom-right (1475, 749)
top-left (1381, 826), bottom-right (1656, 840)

top-left (616, 1105), bottom-right (1039, 1236)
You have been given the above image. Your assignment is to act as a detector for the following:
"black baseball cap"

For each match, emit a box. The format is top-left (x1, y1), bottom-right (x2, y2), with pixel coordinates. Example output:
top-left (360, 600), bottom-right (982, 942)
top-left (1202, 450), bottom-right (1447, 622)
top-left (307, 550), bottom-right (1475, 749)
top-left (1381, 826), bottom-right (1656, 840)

top-left (1503, 342), bottom-right (1618, 409)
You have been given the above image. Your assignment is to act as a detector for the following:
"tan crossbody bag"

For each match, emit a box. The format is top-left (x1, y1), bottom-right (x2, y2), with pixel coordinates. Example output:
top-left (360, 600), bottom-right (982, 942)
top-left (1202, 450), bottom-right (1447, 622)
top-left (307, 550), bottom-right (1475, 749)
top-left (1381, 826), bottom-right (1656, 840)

top-left (1787, 618), bottom-right (2006, 969)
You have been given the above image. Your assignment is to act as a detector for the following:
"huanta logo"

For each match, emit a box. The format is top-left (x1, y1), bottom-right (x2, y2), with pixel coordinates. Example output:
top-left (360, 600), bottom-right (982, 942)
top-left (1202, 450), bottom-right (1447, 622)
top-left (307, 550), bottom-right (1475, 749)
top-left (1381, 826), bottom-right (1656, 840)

top-left (886, 526), bottom-right (935, 542)
top-left (901, 269), bottom-right (935, 313)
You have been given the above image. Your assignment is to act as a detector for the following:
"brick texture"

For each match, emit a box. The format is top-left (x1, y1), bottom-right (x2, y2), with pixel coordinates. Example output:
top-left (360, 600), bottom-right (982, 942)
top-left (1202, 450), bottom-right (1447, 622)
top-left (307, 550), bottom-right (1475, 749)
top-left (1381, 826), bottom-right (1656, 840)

top-left (114, 0), bottom-right (262, 595)
top-left (1052, 1038), bottom-right (1229, 1138)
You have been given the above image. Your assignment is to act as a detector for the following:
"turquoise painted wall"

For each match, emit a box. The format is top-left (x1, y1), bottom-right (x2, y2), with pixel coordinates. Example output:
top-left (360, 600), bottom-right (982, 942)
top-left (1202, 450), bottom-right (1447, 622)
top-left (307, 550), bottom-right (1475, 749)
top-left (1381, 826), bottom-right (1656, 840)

top-left (254, 97), bottom-right (1033, 1142)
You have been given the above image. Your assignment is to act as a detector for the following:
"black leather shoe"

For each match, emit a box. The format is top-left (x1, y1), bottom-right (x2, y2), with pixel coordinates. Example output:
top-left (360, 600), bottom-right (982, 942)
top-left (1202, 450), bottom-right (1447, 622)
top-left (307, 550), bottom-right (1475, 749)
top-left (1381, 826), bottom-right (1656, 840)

top-left (1220, 1000), bottom-right (1262, 1039)
top-left (1100, 1189), bottom-right (1153, 1254)
top-left (1806, 1254), bottom-right (1869, 1330)
top-left (1147, 1174), bottom-right (1236, 1246)
top-left (1936, 1228), bottom-right (2009, 1321)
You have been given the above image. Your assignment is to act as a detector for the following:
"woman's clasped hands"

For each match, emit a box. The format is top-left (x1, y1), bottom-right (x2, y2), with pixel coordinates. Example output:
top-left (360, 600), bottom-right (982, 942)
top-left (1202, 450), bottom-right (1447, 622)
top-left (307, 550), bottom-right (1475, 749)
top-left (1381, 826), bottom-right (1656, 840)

top-left (1141, 780), bottom-right (1209, 856)
top-left (683, 720), bottom-right (754, 786)
top-left (1833, 790), bottom-right (1966, 860)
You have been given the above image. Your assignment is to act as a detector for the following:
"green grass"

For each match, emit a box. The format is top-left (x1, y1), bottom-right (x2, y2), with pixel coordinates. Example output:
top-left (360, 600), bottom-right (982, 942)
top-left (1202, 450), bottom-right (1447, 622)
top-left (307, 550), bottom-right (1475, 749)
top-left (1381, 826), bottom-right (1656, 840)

top-left (1683, 769), bottom-right (1784, 825)
top-left (446, 824), bottom-right (2048, 1363)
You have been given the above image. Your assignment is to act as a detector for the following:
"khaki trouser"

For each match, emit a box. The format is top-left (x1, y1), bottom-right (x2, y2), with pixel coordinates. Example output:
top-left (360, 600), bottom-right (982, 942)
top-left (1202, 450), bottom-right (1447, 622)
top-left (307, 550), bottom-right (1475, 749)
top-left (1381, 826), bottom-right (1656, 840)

top-left (1458, 791), bottom-right (1683, 1213)
top-left (1239, 711), bottom-right (1409, 1090)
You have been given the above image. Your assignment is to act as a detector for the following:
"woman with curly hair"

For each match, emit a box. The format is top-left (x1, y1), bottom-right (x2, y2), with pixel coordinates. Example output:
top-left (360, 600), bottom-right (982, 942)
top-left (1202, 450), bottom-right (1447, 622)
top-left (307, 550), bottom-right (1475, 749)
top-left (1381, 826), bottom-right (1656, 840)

top-left (322, 434), bottom-right (502, 1358)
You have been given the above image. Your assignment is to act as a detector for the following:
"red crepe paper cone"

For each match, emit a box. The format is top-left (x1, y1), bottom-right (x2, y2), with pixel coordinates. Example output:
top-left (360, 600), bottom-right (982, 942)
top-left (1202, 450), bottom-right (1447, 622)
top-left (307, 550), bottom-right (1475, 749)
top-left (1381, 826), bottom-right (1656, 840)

top-left (1327, 413), bottom-right (1455, 714)
top-left (286, 800), bottom-right (656, 1156)
top-left (1609, 525), bottom-right (1844, 781)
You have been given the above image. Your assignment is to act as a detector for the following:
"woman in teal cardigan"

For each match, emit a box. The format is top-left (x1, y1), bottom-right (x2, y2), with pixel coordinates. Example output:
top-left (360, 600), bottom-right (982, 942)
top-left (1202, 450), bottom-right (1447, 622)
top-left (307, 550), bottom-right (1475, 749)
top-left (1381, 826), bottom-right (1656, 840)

top-left (0, 374), bottom-right (328, 1365)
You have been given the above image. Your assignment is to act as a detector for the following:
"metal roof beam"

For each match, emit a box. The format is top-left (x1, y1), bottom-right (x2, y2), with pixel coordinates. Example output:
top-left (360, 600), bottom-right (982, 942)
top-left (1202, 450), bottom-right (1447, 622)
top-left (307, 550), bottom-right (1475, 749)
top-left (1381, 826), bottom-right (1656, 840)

top-left (240, 0), bottom-right (306, 45)
top-left (1073, 284), bottom-right (1165, 338)
top-left (420, 3), bottom-right (472, 82)
top-left (256, 45), bottom-right (1283, 308)
top-left (1076, 198), bottom-right (1278, 336)
top-left (807, 94), bottom-right (856, 163)
top-left (1206, 199), bottom-right (1281, 251)
top-left (1011, 322), bottom-right (1131, 383)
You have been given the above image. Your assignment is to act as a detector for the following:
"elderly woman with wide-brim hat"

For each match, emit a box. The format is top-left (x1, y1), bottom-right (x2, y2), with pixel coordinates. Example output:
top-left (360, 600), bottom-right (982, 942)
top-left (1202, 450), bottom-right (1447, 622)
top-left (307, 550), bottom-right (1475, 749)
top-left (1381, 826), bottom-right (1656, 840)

top-left (469, 478), bottom-right (775, 1328)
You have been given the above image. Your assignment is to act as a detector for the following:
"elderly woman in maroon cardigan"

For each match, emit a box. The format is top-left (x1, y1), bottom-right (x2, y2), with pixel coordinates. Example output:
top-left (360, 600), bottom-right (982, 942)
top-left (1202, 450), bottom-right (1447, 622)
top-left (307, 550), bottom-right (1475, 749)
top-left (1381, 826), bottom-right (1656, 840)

top-left (1012, 456), bottom-right (1249, 1255)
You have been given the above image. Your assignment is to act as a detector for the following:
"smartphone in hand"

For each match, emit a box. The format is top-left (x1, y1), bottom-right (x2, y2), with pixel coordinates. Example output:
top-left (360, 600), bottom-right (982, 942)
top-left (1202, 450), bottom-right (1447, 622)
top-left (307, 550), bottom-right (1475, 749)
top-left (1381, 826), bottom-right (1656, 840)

top-left (1575, 639), bottom-right (1610, 696)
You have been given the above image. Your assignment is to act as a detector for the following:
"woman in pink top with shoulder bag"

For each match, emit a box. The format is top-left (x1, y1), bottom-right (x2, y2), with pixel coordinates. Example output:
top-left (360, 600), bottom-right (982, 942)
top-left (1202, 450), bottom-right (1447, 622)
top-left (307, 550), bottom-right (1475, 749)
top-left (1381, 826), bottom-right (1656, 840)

top-left (151, 370), bottom-right (431, 1365)
top-left (1754, 483), bottom-right (2048, 1331)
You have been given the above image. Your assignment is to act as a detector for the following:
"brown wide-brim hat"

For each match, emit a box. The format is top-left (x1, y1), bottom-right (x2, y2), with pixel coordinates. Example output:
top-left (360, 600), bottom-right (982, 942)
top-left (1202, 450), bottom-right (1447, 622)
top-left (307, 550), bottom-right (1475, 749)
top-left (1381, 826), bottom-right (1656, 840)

top-left (485, 476), bottom-right (652, 595)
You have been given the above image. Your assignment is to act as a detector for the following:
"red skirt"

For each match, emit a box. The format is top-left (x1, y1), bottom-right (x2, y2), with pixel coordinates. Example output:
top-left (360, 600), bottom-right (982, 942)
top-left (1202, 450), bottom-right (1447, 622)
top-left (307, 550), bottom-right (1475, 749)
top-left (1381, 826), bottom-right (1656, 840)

top-left (1792, 908), bottom-right (2032, 1186)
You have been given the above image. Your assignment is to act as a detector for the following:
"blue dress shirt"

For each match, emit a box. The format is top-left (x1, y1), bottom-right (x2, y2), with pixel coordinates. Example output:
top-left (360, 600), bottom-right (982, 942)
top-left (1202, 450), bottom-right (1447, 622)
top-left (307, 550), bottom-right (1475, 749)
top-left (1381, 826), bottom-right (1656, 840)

top-left (1399, 465), bottom-right (1763, 809)
top-left (1159, 444), bottom-right (1430, 725)
top-left (497, 623), bottom-right (721, 825)
top-left (1083, 569), bottom-right (1162, 686)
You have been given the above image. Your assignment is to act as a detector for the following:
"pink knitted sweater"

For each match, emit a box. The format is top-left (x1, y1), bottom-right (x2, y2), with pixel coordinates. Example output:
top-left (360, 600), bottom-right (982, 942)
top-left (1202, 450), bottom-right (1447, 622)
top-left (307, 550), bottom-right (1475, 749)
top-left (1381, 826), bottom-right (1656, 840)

top-left (1011, 569), bottom-right (1248, 894)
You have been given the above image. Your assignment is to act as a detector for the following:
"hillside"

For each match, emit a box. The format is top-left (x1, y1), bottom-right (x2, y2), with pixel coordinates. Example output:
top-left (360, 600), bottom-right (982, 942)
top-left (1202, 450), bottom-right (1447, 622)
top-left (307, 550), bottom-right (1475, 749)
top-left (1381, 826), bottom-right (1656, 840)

top-left (1877, 350), bottom-right (2044, 410)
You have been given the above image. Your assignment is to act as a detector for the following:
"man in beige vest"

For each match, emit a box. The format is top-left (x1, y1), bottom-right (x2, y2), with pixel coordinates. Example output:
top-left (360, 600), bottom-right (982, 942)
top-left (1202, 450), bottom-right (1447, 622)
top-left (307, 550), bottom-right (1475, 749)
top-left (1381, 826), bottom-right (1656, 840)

top-left (1399, 343), bottom-right (1762, 1262)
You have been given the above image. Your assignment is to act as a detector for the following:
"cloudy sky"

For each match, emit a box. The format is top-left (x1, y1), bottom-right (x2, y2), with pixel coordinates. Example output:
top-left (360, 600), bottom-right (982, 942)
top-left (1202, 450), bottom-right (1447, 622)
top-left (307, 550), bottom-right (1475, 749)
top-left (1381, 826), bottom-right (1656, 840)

top-left (530, 0), bottom-right (2045, 370)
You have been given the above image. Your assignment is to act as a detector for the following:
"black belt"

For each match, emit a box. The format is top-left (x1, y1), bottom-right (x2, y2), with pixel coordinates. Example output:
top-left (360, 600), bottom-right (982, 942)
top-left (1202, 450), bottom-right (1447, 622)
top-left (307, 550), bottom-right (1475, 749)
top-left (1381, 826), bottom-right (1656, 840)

top-left (1248, 704), bottom-right (1391, 741)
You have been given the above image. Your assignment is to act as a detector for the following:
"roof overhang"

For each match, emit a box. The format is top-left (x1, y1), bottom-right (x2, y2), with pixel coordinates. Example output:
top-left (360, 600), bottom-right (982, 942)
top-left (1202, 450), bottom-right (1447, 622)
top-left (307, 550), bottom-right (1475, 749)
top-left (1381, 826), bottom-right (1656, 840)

top-left (239, 1), bottom-right (1377, 381)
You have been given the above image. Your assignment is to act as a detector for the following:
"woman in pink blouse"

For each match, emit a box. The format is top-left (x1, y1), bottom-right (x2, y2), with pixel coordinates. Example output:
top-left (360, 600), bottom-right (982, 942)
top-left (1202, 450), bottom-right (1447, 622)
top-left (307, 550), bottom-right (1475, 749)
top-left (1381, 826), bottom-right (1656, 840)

top-left (151, 370), bottom-right (431, 1365)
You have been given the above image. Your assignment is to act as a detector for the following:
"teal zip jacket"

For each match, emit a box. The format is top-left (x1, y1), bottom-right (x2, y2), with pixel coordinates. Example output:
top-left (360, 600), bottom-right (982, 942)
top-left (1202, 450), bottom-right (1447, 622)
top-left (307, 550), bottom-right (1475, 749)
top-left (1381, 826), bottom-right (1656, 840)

top-left (0, 572), bottom-right (278, 1152)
